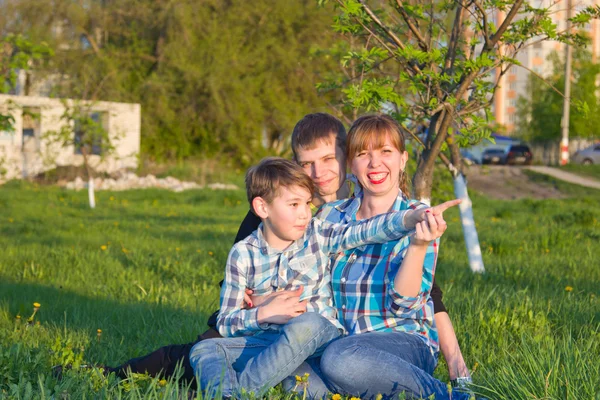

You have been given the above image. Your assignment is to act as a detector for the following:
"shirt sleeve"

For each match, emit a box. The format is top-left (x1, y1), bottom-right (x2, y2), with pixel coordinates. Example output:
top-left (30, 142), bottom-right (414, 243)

top-left (217, 245), bottom-right (267, 337)
top-left (314, 211), bottom-right (414, 255)
top-left (385, 237), bottom-right (439, 318)
top-left (430, 278), bottom-right (447, 314)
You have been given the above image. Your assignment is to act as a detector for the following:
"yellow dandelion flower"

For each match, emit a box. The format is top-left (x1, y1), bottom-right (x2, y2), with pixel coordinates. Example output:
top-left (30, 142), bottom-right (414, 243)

top-left (36, 321), bottom-right (40, 326)
top-left (122, 248), bottom-right (129, 254)
top-left (196, 249), bottom-right (201, 253)
top-left (8, 218), bottom-right (14, 223)
top-left (159, 379), bottom-right (167, 387)
top-left (208, 251), bottom-right (214, 256)
top-left (175, 247), bottom-right (180, 252)
top-left (145, 224), bottom-right (150, 229)
top-left (114, 222), bottom-right (119, 227)
top-left (350, 397), bottom-right (361, 400)
top-left (375, 394), bottom-right (383, 400)
top-left (97, 329), bottom-right (102, 334)
top-left (33, 302), bottom-right (41, 308)
top-left (15, 315), bottom-right (21, 320)
top-left (101, 245), bottom-right (107, 251)
top-left (332, 395), bottom-right (342, 400)
top-left (295, 375), bottom-right (302, 383)
top-left (110, 196), bottom-right (115, 201)
top-left (565, 286), bottom-right (573, 292)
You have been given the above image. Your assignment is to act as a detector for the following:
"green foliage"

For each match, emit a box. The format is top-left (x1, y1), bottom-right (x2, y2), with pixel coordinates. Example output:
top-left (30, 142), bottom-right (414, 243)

top-left (516, 49), bottom-right (600, 142)
top-left (321, 0), bottom-right (600, 198)
top-left (0, 0), bottom-right (339, 165)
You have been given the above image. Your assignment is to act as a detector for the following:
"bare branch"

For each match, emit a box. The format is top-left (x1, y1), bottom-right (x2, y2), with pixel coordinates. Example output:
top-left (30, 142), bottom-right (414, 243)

top-left (443, 0), bottom-right (466, 71)
top-left (356, 0), bottom-right (406, 50)
top-left (488, 0), bottom-right (525, 49)
top-left (473, 0), bottom-right (491, 49)
top-left (394, 0), bottom-right (429, 51)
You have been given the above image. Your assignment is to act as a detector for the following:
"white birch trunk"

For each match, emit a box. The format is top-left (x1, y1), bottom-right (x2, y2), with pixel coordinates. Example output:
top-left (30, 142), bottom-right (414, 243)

top-left (453, 174), bottom-right (485, 273)
top-left (88, 177), bottom-right (96, 209)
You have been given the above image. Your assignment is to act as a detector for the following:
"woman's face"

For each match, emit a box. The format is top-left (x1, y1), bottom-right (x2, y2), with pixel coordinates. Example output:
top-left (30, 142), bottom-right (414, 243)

top-left (350, 135), bottom-right (408, 199)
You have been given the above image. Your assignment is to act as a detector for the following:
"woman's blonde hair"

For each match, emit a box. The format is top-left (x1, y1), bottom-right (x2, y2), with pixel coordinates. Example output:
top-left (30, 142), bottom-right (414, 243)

top-left (346, 114), bottom-right (410, 196)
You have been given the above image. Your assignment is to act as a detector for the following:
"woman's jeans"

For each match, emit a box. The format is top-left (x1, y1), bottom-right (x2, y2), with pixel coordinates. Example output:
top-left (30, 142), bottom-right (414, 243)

top-left (317, 331), bottom-right (473, 400)
top-left (188, 312), bottom-right (341, 397)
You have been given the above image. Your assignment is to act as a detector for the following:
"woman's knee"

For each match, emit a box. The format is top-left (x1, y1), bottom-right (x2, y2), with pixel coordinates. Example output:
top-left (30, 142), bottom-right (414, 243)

top-left (188, 339), bottom-right (219, 370)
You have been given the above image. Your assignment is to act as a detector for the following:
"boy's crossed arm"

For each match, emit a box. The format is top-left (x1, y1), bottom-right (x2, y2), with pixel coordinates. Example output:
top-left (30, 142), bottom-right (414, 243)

top-left (217, 245), bottom-right (307, 337)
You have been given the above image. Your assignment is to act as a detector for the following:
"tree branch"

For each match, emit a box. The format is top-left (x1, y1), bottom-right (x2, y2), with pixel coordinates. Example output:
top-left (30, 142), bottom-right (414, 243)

top-left (356, 0), bottom-right (406, 50)
top-left (487, 0), bottom-right (525, 49)
top-left (394, 0), bottom-right (429, 51)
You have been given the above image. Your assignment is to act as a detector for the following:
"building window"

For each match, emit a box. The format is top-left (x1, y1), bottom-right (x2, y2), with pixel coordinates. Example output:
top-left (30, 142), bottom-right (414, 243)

top-left (74, 111), bottom-right (108, 156)
top-left (509, 82), bottom-right (517, 90)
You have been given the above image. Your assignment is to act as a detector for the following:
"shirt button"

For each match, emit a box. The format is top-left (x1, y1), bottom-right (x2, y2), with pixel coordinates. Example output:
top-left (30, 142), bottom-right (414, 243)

top-left (340, 277), bottom-right (347, 283)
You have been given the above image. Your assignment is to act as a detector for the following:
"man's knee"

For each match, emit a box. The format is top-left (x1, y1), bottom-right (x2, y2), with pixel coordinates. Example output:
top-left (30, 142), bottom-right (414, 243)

top-left (285, 312), bottom-right (336, 338)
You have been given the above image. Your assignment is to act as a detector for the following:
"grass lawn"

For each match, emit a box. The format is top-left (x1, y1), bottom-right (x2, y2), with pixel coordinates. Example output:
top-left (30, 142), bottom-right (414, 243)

top-left (1, 178), bottom-right (599, 399)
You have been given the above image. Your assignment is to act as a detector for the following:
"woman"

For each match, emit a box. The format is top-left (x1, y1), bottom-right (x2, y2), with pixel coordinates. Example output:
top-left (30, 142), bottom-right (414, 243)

top-left (306, 114), bottom-right (472, 399)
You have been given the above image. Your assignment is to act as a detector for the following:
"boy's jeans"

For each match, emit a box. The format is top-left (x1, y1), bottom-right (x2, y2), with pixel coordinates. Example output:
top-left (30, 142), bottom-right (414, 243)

top-left (189, 312), bottom-right (341, 397)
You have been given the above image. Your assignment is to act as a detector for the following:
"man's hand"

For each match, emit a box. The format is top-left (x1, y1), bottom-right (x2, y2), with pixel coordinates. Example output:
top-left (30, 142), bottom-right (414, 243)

top-left (403, 199), bottom-right (462, 231)
top-left (256, 287), bottom-right (307, 325)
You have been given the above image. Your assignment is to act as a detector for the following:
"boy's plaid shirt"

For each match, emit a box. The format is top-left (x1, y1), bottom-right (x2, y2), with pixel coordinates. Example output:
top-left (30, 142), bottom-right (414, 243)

top-left (217, 210), bottom-right (414, 337)
top-left (315, 191), bottom-right (440, 356)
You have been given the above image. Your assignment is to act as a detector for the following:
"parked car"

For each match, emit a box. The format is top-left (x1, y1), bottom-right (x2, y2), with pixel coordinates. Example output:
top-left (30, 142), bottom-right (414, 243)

top-left (572, 144), bottom-right (600, 165)
top-left (481, 149), bottom-right (506, 165)
top-left (505, 144), bottom-right (533, 165)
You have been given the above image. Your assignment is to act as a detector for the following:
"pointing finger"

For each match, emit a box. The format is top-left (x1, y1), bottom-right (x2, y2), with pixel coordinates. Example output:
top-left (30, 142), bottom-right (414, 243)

top-left (431, 199), bottom-right (462, 215)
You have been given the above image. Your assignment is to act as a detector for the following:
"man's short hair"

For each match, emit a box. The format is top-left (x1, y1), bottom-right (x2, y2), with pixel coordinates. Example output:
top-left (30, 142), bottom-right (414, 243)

top-left (246, 157), bottom-right (315, 208)
top-left (291, 113), bottom-right (346, 158)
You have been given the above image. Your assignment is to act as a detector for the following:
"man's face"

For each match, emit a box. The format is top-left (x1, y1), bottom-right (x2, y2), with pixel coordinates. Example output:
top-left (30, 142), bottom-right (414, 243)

top-left (294, 138), bottom-right (346, 198)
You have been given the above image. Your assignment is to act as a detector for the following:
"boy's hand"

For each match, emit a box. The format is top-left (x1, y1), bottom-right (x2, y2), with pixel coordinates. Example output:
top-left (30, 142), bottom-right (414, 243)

top-left (256, 287), bottom-right (307, 325)
top-left (403, 199), bottom-right (461, 230)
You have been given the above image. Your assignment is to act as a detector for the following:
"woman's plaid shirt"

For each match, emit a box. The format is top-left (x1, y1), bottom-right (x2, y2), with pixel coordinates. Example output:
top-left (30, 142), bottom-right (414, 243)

top-left (315, 192), bottom-right (440, 355)
top-left (217, 210), bottom-right (414, 338)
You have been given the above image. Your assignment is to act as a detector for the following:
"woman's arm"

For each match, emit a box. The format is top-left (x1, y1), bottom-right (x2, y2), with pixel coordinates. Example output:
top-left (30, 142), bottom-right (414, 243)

top-left (435, 312), bottom-right (471, 380)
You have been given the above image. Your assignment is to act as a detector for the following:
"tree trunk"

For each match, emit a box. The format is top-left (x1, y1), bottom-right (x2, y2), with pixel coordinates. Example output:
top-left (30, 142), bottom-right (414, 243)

top-left (81, 148), bottom-right (96, 209)
top-left (412, 160), bottom-right (435, 203)
top-left (453, 174), bottom-right (485, 273)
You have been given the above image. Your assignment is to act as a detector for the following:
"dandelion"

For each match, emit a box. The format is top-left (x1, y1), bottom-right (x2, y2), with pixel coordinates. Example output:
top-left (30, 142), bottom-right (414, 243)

top-left (350, 397), bottom-right (361, 400)
top-left (196, 249), bottom-right (201, 253)
top-left (208, 251), bottom-right (214, 256)
top-left (101, 245), bottom-right (107, 251)
top-left (332, 395), bottom-right (342, 400)
top-left (145, 224), bottom-right (150, 229)
top-left (295, 375), bottom-right (302, 383)
top-left (565, 286), bottom-right (573, 292)
top-left (8, 218), bottom-right (14, 223)
top-left (114, 222), bottom-right (119, 227)
top-left (159, 379), bottom-right (167, 387)
top-left (375, 394), bottom-right (382, 400)
top-left (122, 247), bottom-right (129, 254)
top-left (33, 302), bottom-right (41, 311)
top-left (175, 247), bottom-right (180, 252)
top-left (36, 321), bottom-right (40, 326)
top-left (97, 329), bottom-right (102, 342)
top-left (15, 315), bottom-right (21, 321)
top-left (110, 196), bottom-right (115, 201)
top-left (545, 249), bottom-right (550, 253)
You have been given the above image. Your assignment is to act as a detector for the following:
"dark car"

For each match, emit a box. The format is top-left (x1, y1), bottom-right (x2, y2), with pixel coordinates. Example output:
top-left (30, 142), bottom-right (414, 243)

top-left (481, 149), bottom-right (505, 165)
top-left (505, 144), bottom-right (533, 165)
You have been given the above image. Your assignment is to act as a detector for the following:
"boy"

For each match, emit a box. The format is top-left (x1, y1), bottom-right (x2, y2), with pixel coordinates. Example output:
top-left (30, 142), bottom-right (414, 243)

top-left (189, 157), bottom-right (425, 397)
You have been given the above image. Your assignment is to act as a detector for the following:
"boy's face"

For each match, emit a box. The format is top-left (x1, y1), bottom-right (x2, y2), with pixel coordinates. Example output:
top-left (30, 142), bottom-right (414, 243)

top-left (259, 185), bottom-right (312, 250)
top-left (295, 137), bottom-right (346, 199)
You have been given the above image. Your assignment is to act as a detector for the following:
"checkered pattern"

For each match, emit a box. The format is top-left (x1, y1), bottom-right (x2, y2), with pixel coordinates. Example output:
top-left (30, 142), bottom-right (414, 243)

top-left (316, 192), bottom-right (440, 355)
top-left (217, 209), bottom-right (413, 337)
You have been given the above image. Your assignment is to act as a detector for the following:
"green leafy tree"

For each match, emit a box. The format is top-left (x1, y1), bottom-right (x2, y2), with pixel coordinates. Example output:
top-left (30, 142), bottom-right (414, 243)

top-left (320, 0), bottom-right (600, 199)
top-left (43, 102), bottom-right (115, 208)
top-left (517, 49), bottom-right (600, 142)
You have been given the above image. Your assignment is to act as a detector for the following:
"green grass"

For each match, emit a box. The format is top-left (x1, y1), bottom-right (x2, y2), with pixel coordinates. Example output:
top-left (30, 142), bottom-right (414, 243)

top-left (559, 164), bottom-right (600, 181)
top-left (1, 178), bottom-right (599, 399)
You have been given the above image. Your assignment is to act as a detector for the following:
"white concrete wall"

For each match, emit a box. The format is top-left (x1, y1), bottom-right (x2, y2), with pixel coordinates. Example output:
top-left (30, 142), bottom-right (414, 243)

top-left (0, 94), bottom-right (141, 180)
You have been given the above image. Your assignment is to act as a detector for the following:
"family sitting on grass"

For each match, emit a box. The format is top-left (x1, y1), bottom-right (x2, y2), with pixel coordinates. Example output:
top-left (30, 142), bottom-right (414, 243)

top-left (106, 114), bottom-right (475, 399)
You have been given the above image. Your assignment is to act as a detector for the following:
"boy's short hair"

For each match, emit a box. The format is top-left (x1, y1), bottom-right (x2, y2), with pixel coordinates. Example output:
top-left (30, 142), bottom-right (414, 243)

top-left (246, 157), bottom-right (315, 208)
top-left (291, 113), bottom-right (347, 158)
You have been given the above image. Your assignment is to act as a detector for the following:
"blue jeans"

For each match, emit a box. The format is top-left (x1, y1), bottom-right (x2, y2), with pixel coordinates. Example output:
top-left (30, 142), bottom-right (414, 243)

top-left (319, 331), bottom-right (472, 400)
top-left (189, 312), bottom-right (341, 397)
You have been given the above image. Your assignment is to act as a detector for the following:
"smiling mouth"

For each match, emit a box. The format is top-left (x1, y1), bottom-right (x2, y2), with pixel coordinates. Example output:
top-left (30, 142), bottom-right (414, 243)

top-left (367, 172), bottom-right (388, 184)
top-left (315, 178), bottom-right (334, 186)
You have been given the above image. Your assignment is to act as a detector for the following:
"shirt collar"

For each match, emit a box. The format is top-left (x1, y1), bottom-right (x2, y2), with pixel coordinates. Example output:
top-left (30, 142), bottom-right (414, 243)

top-left (335, 188), bottom-right (407, 222)
top-left (247, 223), bottom-right (306, 256)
